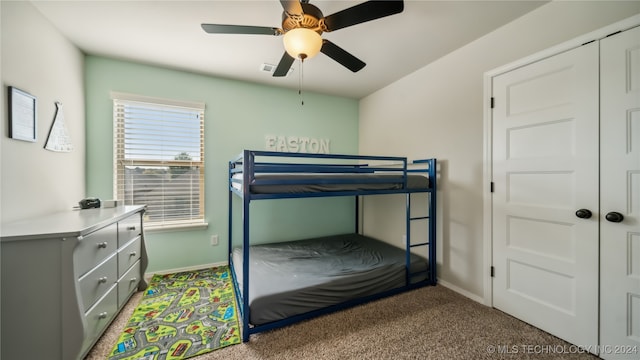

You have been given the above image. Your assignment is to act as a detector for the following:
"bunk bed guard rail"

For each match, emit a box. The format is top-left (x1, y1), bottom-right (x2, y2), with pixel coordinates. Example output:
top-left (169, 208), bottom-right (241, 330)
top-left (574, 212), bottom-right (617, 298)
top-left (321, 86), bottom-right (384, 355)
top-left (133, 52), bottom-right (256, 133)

top-left (229, 150), bottom-right (436, 198)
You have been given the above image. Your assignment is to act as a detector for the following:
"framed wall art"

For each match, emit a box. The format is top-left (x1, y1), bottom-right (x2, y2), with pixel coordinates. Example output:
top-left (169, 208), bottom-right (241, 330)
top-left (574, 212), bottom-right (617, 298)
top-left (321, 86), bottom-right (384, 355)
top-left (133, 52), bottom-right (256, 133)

top-left (8, 86), bottom-right (37, 142)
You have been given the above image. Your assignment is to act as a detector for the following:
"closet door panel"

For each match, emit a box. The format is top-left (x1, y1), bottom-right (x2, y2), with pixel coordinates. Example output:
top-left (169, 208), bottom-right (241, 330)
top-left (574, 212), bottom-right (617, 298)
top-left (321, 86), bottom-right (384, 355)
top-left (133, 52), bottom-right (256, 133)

top-left (600, 25), bottom-right (640, 360)
top-left (492, 42), bottom-right (599, 349)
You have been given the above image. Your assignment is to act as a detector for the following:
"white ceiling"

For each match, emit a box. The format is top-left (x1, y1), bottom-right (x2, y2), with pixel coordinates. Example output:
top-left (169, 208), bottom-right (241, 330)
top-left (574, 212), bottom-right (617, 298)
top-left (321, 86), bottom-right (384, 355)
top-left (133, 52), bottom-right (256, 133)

top-left (31, 0), bottom-right (546, 99)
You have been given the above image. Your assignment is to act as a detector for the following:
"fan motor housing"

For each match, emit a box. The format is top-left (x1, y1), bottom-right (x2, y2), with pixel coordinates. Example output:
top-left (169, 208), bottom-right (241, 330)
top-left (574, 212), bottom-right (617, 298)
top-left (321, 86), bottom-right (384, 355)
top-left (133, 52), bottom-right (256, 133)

top-left (282, 3), bottom-right (324, 34)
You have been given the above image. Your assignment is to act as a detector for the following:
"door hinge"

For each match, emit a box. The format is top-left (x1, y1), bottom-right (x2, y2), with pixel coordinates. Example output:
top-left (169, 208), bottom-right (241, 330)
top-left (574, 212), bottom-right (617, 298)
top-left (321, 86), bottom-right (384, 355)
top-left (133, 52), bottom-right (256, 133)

top-left (490, 182), bottom-right (494, 193)
top-left (491, 266), bottom-right (495, 277)
top-left (490, 97), bottom-right (495, 109)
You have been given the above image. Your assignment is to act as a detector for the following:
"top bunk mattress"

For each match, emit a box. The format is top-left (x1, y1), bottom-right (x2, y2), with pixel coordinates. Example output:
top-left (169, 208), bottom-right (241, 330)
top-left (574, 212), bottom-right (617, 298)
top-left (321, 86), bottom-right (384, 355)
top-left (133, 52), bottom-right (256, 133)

top-left (232, 233), bottom-right (428, 325)
top-left (232, 173), bottom-right (430, 194)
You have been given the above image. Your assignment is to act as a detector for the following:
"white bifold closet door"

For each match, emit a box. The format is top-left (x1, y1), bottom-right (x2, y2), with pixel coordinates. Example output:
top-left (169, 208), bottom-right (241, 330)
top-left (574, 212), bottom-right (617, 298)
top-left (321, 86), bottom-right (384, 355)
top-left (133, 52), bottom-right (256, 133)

top-left (491, 42), bottom-right (600, 349)
top-left (600, 25), bottom-right (640, 360)
top-left (491, 24), bottom-right (640, 358)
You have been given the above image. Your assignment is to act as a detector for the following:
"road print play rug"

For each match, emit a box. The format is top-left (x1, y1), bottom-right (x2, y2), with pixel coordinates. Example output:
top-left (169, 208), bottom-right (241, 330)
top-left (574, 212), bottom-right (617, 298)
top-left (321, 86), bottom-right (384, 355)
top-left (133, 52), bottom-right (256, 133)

top-left (108, 266), bottom-right (241, 360)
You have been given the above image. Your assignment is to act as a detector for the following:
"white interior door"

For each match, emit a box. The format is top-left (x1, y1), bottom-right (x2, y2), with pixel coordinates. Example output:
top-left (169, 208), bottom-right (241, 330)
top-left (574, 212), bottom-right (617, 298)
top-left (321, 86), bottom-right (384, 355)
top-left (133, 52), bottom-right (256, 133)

top-left (491, 43), bottom-right (599, 348)
top-left (600, 25), bottom-right (640, 360)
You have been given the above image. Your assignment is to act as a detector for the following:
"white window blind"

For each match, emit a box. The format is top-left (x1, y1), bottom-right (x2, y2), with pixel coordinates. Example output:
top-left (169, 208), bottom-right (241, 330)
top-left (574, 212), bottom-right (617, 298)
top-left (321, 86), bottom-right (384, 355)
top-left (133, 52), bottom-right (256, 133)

top-left (113, 93), bottom-right (205, 229)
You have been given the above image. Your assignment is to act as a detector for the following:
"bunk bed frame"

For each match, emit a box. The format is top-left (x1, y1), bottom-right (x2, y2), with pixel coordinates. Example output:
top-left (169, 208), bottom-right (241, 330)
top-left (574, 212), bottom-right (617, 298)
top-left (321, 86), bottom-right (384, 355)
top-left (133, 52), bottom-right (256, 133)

top-left (228, 150), bottom-right (437, 342)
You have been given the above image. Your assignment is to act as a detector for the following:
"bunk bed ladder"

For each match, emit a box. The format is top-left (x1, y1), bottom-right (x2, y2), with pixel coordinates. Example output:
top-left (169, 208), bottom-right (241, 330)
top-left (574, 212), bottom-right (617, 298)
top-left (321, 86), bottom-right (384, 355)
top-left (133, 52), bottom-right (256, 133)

top-left (405, 159), bottom-right (437, 286)
top-left (405, 194), bottom-right (428, 284)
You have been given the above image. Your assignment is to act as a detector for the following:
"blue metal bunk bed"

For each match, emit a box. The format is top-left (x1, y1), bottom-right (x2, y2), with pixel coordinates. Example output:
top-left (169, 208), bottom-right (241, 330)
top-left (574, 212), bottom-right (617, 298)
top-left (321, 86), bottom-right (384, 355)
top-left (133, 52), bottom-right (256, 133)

top-left (228, 150), bottom-right (437, 342)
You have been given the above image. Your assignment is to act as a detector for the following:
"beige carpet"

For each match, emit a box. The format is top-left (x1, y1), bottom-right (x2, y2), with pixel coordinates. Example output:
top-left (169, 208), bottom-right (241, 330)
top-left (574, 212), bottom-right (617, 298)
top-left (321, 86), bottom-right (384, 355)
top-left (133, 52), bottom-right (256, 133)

top-left (85, 285), bottom-right (597, 360)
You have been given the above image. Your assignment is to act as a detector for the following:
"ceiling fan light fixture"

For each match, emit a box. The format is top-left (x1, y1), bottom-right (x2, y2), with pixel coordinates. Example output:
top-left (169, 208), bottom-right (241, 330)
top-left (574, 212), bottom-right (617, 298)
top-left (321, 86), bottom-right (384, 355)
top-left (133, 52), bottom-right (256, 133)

top-left (283, 28), bottom-right (322, 60)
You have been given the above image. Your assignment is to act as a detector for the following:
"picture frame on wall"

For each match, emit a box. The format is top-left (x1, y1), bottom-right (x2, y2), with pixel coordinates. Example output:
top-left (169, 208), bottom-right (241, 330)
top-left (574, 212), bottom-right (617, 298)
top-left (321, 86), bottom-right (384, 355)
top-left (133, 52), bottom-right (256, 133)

top-left (8, 86), bottom-right (37, 142)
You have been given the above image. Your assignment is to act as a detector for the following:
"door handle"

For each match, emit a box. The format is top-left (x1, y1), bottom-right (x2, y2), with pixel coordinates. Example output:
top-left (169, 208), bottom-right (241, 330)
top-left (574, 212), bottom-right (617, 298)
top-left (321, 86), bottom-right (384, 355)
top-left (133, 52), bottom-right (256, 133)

top-left (605, 212), bottom-right (624, 223)
top-left (575, 209), bottom-right (592, 219)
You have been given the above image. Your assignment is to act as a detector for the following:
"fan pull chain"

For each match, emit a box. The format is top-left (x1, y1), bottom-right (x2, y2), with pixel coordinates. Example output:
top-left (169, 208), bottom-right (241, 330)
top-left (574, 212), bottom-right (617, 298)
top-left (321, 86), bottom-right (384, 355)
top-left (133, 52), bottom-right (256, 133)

top-left (298, 57), bottom-right (305, 106)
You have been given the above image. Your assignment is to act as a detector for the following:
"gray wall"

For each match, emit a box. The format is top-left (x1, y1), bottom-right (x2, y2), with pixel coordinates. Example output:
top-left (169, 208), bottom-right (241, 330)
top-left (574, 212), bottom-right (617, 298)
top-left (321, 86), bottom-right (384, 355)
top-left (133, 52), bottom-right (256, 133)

top-left (359, 1), bottom-right (640, 301)
top-left (1, 1), bottom-right (85, 223)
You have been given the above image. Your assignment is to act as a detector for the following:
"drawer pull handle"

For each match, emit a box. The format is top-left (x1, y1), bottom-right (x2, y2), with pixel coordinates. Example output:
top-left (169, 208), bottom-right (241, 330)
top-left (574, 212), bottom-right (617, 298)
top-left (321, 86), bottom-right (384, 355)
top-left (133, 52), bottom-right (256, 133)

top-left (130, 277), bottom-right (137, 283)
top-left (97, 242), bottom-right (108, 249)
top-left (127, 226), bottom-right (136, 231)
top-left (98, 312), bottom-right (108, 319)
top-left (129, 251), bottom-right (137, 257)
top-left (98, 277), bottom-right (108, 283)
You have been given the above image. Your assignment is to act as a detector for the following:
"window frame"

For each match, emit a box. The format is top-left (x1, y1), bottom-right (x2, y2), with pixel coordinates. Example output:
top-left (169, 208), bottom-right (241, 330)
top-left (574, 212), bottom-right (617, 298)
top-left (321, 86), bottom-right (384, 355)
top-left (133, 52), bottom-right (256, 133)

top-left (112, 92), bottom-right (206, 231)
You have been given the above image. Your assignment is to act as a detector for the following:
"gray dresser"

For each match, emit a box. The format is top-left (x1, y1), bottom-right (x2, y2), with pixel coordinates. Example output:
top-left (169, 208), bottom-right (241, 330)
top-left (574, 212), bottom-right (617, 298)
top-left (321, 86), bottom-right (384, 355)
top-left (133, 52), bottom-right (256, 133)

top-left (1, 205), bottom-right (148, 360)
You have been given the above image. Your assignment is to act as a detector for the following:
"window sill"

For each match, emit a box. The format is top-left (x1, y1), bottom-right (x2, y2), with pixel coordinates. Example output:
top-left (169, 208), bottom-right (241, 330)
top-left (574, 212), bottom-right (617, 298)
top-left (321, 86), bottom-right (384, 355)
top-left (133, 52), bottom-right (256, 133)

top-left (144, 222), bottom-right (209, 233)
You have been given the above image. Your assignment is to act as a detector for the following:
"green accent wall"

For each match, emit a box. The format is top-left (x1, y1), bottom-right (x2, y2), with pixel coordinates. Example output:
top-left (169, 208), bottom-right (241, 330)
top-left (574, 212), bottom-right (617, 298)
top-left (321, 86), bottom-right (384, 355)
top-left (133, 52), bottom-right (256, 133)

top-left (85, 56), bottom-right (359, 273)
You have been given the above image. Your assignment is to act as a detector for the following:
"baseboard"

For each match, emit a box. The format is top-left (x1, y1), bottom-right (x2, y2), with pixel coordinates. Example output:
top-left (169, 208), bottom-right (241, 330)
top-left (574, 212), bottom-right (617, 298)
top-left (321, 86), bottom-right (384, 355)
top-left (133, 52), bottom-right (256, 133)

top-left (144, 261), bottom-right (228, 282)
top-left (437, 278), bottom-right (486, 304)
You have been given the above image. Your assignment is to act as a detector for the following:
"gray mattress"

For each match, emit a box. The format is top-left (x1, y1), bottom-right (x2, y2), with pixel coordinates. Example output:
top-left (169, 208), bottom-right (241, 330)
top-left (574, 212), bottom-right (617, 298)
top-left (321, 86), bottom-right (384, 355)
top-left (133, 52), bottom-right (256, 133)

top-left (232, 233), bottom-right (428, 325)
top-left (233, 174), bottom-right (430, 194)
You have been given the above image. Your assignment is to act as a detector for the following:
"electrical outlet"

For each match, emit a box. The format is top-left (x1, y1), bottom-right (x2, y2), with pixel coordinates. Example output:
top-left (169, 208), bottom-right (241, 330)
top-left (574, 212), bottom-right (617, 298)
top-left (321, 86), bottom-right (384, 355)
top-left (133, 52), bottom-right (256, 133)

top-left (210, 234), bottom-right (219, 246)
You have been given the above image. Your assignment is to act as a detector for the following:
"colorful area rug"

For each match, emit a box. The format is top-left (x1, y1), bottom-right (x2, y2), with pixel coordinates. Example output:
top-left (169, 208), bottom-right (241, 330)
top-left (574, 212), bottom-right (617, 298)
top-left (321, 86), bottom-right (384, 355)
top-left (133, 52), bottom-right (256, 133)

top-left (108, 266), bottom-right (241, 360)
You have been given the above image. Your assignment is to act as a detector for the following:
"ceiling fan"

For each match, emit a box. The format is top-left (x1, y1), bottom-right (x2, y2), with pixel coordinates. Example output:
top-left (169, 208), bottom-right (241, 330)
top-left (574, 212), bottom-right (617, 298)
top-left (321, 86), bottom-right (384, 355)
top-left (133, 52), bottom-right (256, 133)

top-left (201, 0), bottom-right (404, 77)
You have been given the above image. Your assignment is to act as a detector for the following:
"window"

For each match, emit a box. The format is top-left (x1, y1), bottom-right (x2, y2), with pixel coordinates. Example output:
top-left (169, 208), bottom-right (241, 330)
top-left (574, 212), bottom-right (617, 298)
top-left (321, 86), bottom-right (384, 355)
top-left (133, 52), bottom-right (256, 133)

top-left (113, 92), bottom-right (205, 229)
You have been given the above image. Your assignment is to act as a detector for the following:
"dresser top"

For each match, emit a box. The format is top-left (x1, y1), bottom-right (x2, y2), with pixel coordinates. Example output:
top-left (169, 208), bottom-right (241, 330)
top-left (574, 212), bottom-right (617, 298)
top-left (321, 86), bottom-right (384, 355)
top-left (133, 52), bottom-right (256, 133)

top-left (1, 205), bottom-right (145, 242)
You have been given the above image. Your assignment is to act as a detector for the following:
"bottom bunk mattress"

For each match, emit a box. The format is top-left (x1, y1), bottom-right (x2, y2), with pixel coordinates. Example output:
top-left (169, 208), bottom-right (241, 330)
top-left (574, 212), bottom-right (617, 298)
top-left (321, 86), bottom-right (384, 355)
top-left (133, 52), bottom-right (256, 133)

top-left (232, 233), bottom-right (429, 325)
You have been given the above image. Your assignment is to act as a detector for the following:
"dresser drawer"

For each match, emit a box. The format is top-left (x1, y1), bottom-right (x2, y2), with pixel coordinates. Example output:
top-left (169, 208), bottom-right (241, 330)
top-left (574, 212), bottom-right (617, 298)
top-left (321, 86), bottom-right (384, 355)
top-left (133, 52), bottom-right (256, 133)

top-left (118, 260), bottom-right (141, 307)
top-left (82, 285), bottom-right (118, 356)
top-left (78, 254), bottom-right (117, 311)
top-left (75, 223), bottom-right (117, 277)
top-left (118, 214), bottom-right (142, 247)
top-left (118, 236), bottom-right (141, 277)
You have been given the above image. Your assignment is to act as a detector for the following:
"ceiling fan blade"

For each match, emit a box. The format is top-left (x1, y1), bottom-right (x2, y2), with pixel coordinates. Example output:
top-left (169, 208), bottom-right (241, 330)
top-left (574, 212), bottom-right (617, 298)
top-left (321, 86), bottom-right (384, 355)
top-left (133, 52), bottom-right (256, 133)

top-left (201, 24), bottom-right (281, 36)
top-left (273, 52), bottom-right (295, 77)
top-left (322, 0), bottom-right (404, 32)
top-left (320, 40), bottom-right (366, 73)
top-left (280, 0), bottom-right (304, 16)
